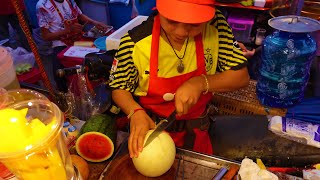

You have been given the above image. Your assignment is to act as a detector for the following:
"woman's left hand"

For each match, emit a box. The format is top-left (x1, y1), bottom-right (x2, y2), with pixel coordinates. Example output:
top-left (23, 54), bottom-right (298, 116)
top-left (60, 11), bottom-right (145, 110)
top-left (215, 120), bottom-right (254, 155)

top-left (94, 21), bottom-right (108, 31)
top-left (175, 75), bottom-right (205, 115)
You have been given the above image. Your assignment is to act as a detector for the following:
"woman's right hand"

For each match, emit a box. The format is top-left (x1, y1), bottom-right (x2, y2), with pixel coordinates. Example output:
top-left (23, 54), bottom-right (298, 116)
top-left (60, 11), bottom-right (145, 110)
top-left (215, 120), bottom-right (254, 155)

top-left (128, 111), bottom-right (155, 158)
top-left (66, 23), bottom-right (83, 34)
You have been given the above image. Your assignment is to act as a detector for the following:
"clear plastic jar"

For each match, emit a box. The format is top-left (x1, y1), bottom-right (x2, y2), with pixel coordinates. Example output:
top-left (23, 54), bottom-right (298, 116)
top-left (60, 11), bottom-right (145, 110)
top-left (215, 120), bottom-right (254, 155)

top-left (257, 30), bottom-right (317, 107)
top-left (0, 100), bottom-right (77, 180)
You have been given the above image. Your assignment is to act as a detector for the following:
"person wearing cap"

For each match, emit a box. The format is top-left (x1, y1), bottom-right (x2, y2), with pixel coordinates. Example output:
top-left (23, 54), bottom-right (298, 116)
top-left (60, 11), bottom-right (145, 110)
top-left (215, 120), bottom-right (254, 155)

top-left (109, 0), bottom-right (249, 158)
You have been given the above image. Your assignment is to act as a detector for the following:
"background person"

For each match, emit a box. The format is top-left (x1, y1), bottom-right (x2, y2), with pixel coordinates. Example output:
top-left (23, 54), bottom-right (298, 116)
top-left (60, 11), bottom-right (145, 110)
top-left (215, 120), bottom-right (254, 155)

top-left (0, 0), bottom-right (31, 51)
top-left (36, 0), bottom-right (108, 92)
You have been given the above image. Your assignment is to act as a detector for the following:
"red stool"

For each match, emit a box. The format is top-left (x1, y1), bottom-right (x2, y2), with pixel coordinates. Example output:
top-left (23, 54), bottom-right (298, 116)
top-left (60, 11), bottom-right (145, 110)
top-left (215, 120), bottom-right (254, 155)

top-left (17, 67), bottom-right (42, 84)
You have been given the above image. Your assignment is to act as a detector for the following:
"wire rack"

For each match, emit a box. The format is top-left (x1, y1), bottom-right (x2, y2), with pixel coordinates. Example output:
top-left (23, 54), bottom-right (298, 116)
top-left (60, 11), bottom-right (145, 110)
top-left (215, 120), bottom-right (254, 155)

top-left (211, 80), bottom-right (287, 116)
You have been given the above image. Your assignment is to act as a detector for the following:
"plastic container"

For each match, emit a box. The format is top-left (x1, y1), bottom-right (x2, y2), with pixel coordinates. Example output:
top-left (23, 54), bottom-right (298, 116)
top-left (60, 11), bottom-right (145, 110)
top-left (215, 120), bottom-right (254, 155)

top-left (257, 16), bottom-right (320, 108)
top-left (254, 0), bottom-right (266, 7)
top-left (0, 88), bottom-right (49, 110)
top-left (63, 121), bottom-right (71, 136)
top-left (108, 0), bottom-right (155, 30)
top-left (106, 15), bottom-right (148, 50)
top-left (269, 116), bottom-right (320, 148)
top-left (94, 36), bottom-right (108, 51)
top-left (0, 47), bottom-right (20, 90)
top-left (227, 13), bottom-right (254, 43)
top-left (67, 125), bottom-right (79, 138)
top-left (0, 100), bottom-right (80, 180)
top-left (0, 89), bottom-right (50, 179)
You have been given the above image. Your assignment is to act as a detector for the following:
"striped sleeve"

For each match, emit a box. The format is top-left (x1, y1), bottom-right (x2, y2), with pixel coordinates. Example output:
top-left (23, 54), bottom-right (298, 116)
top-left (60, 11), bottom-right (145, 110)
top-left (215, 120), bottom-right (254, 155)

top-left (108, 33), bottom-right (139, 93)
top-left (211, 10), bottom-right (248, 72)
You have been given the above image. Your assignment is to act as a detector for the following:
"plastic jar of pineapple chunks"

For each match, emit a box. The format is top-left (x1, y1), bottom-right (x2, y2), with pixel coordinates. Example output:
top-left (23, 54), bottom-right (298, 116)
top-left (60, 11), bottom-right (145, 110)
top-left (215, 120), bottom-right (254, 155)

top-left (0, 98), bottom-right (80, 180)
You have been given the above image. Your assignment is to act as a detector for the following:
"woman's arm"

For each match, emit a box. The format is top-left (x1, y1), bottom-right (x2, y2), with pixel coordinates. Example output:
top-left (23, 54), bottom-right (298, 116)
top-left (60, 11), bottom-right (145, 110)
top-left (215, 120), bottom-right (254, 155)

top-left (40, 23), bottom-right (82, 41)
top-left (206, 67), bottom-right (250, 93)
top-left (112, 89), bottom-right (142, 115)
top-left (40, 27), bottom-right (68, 41)
top-left (175, 67), bottom-right (249, 115)
top-left (78, 14), bottom-right (108, 31)
top-left (112, 89), bottom-right (155, 158)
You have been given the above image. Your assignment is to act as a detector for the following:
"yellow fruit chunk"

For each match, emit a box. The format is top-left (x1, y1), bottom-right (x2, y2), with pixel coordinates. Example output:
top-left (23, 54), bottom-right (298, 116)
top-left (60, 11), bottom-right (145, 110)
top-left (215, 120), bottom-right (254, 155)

top-left (315, 164), bottom-right (320, 170)
top-left (0, 108), bottom-right (31, 152)
top-left (257, 158), bottom-right (267, 170)
top-left (0, 108), bottom-right (67, 179)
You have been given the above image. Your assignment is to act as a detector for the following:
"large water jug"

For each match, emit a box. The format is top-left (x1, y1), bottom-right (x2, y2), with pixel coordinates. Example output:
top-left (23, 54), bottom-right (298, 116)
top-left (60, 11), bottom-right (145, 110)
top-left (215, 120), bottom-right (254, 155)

top-left (256, 16), bottom-right (320, 108)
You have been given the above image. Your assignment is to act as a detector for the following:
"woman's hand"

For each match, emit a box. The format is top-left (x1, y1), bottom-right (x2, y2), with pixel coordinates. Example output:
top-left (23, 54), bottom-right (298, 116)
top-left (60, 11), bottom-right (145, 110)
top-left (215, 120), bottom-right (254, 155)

top-left (128, 111), bottom-right (155, 158)
top-left (94, 21), bottom-right (109, 31)
top-left (175, 75), bottom-right (205, 115)
top-left (65, 23), bottom-right (83, 34)
top-left (238, 42), bottom-right (255, 59)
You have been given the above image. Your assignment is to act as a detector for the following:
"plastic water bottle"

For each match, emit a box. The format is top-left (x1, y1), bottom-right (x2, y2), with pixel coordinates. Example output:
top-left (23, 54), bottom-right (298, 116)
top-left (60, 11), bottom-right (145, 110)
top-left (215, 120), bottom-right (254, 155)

top-left (257, 30), bottom-right (317, 108)
top-left (256, 16), bottom-right (320, 108)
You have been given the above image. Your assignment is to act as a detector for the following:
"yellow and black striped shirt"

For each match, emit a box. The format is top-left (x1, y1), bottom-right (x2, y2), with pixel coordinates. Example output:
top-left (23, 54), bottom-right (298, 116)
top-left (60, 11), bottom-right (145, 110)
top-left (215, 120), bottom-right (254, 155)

top-left (109, 10), bottom-right (247, 96)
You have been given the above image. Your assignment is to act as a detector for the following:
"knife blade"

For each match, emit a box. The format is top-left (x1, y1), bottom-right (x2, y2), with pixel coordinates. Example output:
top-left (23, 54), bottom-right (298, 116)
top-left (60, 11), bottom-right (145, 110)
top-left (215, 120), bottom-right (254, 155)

top-left (144, 111), bottom-right (176, 147)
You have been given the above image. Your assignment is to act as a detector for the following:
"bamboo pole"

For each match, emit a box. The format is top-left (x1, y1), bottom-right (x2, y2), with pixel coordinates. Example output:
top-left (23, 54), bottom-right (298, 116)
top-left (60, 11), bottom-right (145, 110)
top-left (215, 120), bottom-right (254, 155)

top-left (10, 0), bottom-right (56, 100)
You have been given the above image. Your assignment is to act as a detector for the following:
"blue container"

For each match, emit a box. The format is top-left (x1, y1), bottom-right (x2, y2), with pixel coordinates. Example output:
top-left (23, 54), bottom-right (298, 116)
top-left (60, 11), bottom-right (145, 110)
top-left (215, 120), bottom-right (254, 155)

top-left (108, 0), bottom-right (155, 30)
top-left (256, 16), bottom-right (320, 108)
top-left (94, 36), bottom-right (107, 50)
top-left (24, 0), bottom-right (39, 28)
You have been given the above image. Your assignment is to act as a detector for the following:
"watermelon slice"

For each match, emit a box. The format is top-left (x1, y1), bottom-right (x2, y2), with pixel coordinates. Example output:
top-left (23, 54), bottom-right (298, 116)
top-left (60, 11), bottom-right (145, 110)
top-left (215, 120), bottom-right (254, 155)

top-left (76, 132), bottom-right (114, 162)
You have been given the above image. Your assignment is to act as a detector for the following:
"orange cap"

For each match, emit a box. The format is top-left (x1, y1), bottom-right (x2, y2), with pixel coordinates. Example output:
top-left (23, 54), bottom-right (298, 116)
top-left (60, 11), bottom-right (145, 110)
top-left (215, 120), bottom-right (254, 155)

top-left (156, 0), bottom-right (215, 24)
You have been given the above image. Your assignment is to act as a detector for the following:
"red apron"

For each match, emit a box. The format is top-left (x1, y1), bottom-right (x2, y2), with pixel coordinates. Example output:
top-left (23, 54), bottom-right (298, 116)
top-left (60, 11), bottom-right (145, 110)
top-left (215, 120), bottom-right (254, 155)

top-left (139, 15), bottom-right (213, 154)
top-left (50, 0), bottom-right (82, 46)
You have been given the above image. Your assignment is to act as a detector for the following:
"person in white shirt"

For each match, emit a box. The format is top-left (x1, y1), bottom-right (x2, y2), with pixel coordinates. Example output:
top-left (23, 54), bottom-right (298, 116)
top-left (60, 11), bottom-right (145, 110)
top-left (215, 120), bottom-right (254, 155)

top-left (36, 0), bottom-right (108, 92)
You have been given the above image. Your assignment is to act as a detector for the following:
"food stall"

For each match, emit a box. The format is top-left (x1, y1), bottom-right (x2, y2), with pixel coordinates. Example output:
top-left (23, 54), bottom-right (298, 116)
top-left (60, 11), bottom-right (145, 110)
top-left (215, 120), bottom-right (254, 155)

top-left (1, 0), bottom-right (320, 179)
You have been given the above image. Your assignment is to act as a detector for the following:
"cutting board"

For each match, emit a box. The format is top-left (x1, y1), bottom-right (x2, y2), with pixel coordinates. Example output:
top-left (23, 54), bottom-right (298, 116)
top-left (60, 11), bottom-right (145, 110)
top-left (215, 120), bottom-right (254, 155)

top-left (103, 154), bottom-right (176, 180)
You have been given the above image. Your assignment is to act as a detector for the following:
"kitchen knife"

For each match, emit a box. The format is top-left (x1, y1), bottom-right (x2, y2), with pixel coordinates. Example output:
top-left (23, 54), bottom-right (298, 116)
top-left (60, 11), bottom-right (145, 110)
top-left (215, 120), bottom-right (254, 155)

top-left (144, 110), bottom-right (176, 147)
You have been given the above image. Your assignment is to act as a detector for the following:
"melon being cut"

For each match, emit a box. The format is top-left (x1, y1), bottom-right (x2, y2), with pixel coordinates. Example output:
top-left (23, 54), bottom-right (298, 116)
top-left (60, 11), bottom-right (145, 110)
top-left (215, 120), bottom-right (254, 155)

top-left (76, 132), bottom-right (114, 162)
top-left (132, 130), bottom-right (176, 177)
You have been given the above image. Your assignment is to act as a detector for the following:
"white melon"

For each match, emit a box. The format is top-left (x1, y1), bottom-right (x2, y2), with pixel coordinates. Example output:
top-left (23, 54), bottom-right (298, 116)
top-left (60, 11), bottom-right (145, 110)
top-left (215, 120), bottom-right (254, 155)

top-left (132, 130), bottom-right (176, 177)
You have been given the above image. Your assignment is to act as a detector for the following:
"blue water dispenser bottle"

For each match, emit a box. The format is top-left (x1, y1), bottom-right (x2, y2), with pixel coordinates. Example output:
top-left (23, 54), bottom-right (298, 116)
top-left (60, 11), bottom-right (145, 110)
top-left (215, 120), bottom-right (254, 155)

top-left (256, 16), bottom-right (320, 108)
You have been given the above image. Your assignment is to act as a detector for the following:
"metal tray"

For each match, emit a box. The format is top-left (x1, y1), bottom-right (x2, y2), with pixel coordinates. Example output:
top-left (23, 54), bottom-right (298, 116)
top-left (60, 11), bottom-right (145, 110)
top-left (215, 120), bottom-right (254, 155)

top-left (99, 138), bottom-right (240, 180)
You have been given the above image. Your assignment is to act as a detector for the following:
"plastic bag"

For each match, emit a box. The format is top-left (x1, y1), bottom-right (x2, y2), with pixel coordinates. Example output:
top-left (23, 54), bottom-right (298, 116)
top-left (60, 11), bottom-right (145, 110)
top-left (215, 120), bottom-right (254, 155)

top-left (7, 47), bottom-right (35, 68)
top-left (269, 116), bottom-right (320, 148)
top-left (63, 73), bottom-right (111, 121)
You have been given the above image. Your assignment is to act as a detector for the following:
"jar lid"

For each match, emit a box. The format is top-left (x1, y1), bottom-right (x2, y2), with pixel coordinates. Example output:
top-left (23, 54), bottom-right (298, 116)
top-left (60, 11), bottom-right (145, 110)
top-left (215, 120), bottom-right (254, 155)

top-left (63, 121), bottom-right (70, 127)
top-left (268, 15), bottom-right (320, 33)
top-left (68, 125), bottom-right (77, 132)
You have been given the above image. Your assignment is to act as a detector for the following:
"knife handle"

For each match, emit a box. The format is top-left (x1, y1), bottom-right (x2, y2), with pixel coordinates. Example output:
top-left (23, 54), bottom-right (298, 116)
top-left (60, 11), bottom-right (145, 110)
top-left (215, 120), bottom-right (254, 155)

top-left (213, 167), bottom-right (228, 180)
top-left (222, 164), bottom-right (240, 180)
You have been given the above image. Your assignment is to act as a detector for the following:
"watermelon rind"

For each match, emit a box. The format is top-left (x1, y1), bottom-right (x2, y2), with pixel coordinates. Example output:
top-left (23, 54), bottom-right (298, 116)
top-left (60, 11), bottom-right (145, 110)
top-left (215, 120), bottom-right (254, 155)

top-left (76, 132), bottom-right (114, 162)
top-left (79, 114), bottom-right (116, 144)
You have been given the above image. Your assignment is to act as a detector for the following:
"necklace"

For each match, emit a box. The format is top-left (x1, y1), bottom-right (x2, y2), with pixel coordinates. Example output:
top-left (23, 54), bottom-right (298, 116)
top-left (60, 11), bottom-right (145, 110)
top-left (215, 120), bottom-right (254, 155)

top-left (162, 28), bottom-right (189, 73)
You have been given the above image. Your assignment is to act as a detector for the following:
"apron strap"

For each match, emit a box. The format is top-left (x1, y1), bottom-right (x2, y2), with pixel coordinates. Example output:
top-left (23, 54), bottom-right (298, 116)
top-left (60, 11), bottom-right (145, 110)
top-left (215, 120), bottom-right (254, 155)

top-left (150, 15), bottom-right (160, 78)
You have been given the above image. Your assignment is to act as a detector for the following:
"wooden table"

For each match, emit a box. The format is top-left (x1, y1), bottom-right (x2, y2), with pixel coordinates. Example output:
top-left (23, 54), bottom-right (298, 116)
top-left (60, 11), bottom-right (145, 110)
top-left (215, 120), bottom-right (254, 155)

top-left (88, 162), bottom-right (108, 180)
top-left (87, 131), bottom-right (130, 180)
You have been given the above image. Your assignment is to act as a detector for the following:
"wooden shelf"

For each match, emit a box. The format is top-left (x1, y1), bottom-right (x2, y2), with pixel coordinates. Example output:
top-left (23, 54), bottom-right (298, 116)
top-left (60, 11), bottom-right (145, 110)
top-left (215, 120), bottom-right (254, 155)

top-left (214, 2), bottom-right (270, 11)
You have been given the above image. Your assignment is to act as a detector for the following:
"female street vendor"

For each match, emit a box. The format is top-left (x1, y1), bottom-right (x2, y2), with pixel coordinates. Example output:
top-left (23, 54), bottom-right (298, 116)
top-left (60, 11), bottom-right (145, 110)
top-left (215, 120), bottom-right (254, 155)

top-left (109, 0), bottom-right (250, 158)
